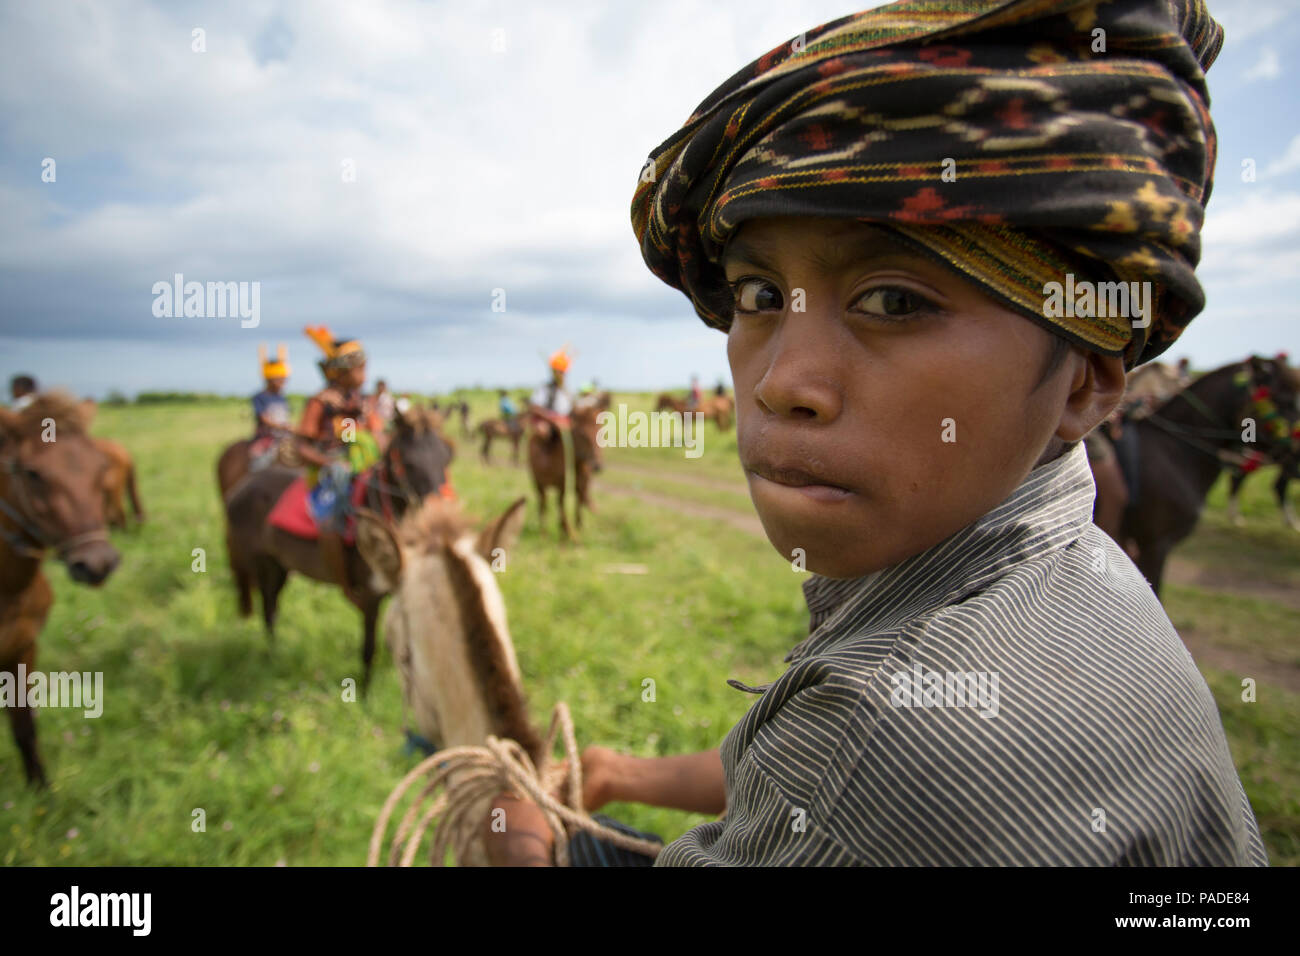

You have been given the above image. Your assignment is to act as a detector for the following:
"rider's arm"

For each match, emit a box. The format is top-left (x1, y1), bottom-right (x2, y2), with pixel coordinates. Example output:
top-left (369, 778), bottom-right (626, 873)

top-left (295, 399), bottom-right (331, 467)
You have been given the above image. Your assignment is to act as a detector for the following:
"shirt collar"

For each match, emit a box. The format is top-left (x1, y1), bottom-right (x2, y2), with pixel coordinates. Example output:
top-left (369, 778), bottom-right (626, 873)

top-left (788, 441), bottom-right (1096, 663)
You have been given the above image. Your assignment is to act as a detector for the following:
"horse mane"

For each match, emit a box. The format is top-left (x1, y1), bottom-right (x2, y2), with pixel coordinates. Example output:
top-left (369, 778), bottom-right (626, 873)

top-left (396, 496), bottom-right (471, 552)
top-left (8, 390), bottom-right (91, 437)
top-left (441, 545), bottom-right (544, 764)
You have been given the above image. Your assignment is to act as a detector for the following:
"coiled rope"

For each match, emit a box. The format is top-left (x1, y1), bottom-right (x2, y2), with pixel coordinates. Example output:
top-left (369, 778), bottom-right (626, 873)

top-left (368, 702), bottom-right (663, 866)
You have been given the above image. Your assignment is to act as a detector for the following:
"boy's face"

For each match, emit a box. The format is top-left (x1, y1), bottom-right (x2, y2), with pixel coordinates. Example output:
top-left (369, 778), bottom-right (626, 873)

top-left (723, 218), bottom-right (1089, 579)
top-left (267, 377), bottom-right (285, 393)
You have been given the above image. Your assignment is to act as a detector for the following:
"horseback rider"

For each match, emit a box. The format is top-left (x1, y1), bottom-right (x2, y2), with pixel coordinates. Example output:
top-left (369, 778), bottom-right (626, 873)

top-left (686, 375), bottom-right (702, 411)
top-left (249, 345), bottom-right (292, 470)
top-left (528, 349), bottom-right (575, 444)
top-left (296, 326), bottom-right (384, 603)
top-left (498, 389), bottom-right (520, 434)
top-left (9, 375), bottom-right (37, 412)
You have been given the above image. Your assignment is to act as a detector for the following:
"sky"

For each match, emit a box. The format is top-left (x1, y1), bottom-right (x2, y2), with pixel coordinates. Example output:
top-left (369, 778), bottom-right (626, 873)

top-left (1, 0), bottom-right (1297, 398)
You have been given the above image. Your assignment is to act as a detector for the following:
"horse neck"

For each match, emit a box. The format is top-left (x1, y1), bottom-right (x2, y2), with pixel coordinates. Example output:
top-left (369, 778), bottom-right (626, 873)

top-left (1152, 364), bottom-right (1245, 443)
top-left (1138, 363), bottom-right (1246, 497)
top-left (0, 474), bottom-right (44, 595)
top-left (441, 543), bottom-right (543, 763)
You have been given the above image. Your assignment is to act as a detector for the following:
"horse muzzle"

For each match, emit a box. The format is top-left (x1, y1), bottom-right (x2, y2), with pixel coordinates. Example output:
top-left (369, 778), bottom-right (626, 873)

top-left (65, 539), bottom-right (120, 587)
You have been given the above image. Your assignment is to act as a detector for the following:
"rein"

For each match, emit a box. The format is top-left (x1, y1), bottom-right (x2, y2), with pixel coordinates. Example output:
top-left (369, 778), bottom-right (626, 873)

top-left (0, 458), bottom-right (109, 561)
top-left (1141, 362), bottom-right (1292, 467)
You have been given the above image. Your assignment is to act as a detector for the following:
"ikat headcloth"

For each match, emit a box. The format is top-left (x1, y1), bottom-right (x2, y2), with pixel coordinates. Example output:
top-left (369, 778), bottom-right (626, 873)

top-left (631, 0), bottom-right (1224, 368)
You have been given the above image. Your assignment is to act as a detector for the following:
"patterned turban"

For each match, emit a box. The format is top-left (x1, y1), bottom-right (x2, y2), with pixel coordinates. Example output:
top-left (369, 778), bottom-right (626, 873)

top-left (631, 0), bottom-right (1223, 368)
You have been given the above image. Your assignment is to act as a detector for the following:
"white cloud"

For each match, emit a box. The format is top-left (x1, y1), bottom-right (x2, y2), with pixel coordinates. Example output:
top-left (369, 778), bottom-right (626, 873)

top-left (1244, 47), bottom-right (1281, 82)
top-left (1264, 134), bottom-right (1300, 178)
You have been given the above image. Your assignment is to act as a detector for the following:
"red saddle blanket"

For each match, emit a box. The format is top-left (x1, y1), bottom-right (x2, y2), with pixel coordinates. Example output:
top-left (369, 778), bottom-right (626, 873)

top-left (268, 473), bottom-right (371, 544)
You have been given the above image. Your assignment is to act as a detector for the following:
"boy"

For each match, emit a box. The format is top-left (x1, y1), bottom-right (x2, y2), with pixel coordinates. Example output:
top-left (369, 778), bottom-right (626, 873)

top-left (297, 326), bottom-right (384, 603)
top-left (249, 345), bottom-right (291, 469)
top-left (491, 0), bottom-right (1263, 866)
top-left (9, 374), bottom-right (37, 411)
top-left (528, 349), bottom-right (575, 443)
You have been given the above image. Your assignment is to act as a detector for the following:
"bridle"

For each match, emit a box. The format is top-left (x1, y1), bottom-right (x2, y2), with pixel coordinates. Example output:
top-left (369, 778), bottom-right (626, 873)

top-left (364, 431), bottom-right (454, 524)
top-left (0, 454), bottom-right (110, 561)
top-left (1141, 361), bottom-right (1297, 468)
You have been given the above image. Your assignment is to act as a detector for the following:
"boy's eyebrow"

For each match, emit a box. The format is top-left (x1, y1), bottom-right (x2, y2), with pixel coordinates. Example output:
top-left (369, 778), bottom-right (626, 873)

top-left (721, 229), bottom-right (923, 274)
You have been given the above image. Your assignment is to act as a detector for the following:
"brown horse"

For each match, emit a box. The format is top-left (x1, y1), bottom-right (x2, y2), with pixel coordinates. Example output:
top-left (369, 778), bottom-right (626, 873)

top-left (94, 437), bottom-right (145, 528)
top-left (477, 419), bottom-right (523, 466)
top-left (222, 405), bottom-right (454, 689)
top-left (1092, 356), bottom-right (1299, 596)
top-left (656, 392), bottom-right (732, 430)
top-left (216, 438), bottom-right (254, 501)
top-left (527, 405), bottom-right (603, 540)
top-left (1, 393), bottom-right (120, 786)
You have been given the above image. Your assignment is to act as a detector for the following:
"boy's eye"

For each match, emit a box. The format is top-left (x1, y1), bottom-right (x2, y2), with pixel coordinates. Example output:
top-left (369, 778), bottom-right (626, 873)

top-left (732, 278), bottom-right (784, 313)
top-left (854, 286), bottom-right (933, 318)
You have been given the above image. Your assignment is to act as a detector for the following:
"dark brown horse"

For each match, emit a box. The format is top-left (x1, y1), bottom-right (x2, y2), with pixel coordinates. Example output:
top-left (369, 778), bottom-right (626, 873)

top-left (1, 393), bottom-right (120, 786)
top-left (222, 406), bottom-right (454, 689)
top-left (1094, 356), bottom-right (1299, 596)
top-left (527, 405), bottom-right (603, 540)
top-left (477, 419), bottom-right (523, 466)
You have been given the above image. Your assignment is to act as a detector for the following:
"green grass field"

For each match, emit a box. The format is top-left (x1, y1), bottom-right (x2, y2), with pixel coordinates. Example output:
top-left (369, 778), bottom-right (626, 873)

top-left (2, 395), bottom-right (1297, 865)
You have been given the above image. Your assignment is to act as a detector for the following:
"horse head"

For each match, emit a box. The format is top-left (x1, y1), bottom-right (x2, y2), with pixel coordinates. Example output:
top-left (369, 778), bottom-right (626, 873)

top-left (384, 403), bottom-right (455, 505)
top-left (355, 496), bottom-right (540, 762)
top-left (1241, 355), bottom-right (1300, 458)
top-left (0, 392), bottom-right (119, 585)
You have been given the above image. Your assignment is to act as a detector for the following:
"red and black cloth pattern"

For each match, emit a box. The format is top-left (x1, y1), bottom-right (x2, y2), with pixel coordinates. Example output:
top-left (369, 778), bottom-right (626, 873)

top-left (631, 0), bottom-right (1223, 368)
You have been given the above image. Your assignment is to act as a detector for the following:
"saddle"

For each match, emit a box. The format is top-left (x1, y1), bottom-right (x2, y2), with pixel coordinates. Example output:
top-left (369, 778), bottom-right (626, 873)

top-left (267, 471), bottom-right (372, 544)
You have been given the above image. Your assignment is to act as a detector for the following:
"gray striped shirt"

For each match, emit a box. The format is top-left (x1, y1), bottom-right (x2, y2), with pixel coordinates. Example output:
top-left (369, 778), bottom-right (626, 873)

top-left (656, 442), bottom-right (1268, 866)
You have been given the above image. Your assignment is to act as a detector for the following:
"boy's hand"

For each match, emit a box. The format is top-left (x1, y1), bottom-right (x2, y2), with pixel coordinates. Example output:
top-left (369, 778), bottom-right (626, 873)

top-left (483, 794), bottom-right (555, 866)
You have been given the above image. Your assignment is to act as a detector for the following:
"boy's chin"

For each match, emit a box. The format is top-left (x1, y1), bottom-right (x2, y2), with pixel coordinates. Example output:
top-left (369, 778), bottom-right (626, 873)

top-left (762, 526), bottom-right (884, 580)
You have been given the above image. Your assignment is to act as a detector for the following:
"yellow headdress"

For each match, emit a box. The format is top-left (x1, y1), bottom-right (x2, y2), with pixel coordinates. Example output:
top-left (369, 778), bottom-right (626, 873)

top-left (258, 344), bottom-right (290, 381)
top-left (304, 325), bottom-right (366, 376)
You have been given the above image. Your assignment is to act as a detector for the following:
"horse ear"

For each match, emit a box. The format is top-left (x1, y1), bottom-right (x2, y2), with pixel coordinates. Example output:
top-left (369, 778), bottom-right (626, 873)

top-left (476, 496), bottom-right (527, 562)
top-left (356, 510), bottom-right (403, 592)
top-left (79, 398), bottom-right (97, 430)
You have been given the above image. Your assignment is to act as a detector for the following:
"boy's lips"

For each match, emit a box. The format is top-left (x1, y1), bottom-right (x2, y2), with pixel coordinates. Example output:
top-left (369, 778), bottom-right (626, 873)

top-left (745, 458), bottom-right (856, 502)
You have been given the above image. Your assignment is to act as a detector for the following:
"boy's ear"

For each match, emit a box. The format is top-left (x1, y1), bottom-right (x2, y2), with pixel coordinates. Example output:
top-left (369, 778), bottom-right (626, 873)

top-left (1057, 351), bottom-right (1127, 442)
top-left (476, 497), bottom-right (527, 562)
top-left (356, 510), bottom-right (403, 592)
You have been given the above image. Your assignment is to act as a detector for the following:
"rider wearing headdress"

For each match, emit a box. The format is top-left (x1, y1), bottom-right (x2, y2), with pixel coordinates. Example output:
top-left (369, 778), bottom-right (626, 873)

top-left (252, 341), bottom-right (290, 426)
top-left (296, 326), bottom-right (384, 602)
top-left (528, 348), bottom-right (576, 443)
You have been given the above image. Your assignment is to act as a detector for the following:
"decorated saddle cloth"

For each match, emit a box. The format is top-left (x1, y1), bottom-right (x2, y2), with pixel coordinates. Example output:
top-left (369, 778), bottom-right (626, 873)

top-left (268, 472), bottom-right (371, 544)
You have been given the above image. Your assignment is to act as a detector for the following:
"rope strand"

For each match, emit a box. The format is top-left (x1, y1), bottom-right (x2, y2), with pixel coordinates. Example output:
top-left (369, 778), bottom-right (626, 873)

top-left (369, 702), bottom-right (663, 866)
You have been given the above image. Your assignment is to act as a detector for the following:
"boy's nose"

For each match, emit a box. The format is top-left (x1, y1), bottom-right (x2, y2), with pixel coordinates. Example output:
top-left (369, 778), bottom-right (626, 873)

top-left (751, 317), bottom-right (844, 423)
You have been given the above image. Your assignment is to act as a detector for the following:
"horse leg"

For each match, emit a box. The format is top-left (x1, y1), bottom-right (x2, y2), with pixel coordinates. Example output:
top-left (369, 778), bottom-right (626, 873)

top-left (5, 648), bottom-right (47, 787)
top-left (534, 480), bottom-right (548, 534)
top-left (361, 597), bottom-right (381, 695)
top-left (1275, 471), bottom-right (1299, 531)
top-left (227, 528), bottom-right (254, 618)
top-left (255, 554), bottom-right (289, 639)
top-left (1133, 539), bottom-right (1172, 600)
top-left (480, 429), bottom-right (491, 465)
top-left (126, 463), bottom-right (145, 523)
top-left (557, 481), bottom-right (574, 541)
top-left (1227, 472), bottom-right (1246, 527)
